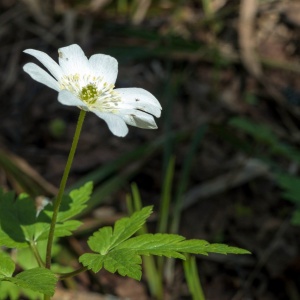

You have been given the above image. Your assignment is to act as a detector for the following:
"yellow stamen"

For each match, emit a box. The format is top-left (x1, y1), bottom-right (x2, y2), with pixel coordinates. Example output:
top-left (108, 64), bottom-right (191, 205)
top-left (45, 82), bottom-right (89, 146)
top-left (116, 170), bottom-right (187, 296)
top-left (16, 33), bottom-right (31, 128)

top-left (59, 74), bottom-right (121, 111)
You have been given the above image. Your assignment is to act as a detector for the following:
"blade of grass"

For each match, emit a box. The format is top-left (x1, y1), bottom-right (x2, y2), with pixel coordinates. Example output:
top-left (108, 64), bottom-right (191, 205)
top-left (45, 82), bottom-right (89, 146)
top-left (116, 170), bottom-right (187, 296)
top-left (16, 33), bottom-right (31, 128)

top-left (171, 125), bottom-right (208, 233)
top-left (131, 0), bottom-right (151, 25)
top-left (126, 193), bottom-right (134, 216)
top-left (0, 149), bottom-right (57, 196)
top-left (166, 125), bottom-right (207, 285)
top-left (157, 156), bottom-right (175, 274)
top-left (162, 68), bottom-right (176, 175)
top-left (183, 255), bottom-right (205, 300)
top-left (157, 156), bottom-right (175, 234)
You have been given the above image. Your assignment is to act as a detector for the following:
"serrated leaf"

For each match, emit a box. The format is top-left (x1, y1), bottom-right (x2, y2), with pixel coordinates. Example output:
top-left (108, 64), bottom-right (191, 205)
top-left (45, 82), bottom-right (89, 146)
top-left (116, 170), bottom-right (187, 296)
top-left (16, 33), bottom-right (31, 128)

top-left (117, 234), bottom-right (187, 259)
top-left (0, 252), bottom-right (15, 278)
top-left (80, 249), bottom-right (142, 280)
top-left (117, 234), bottom-right (250, 256)
top-left (79, 253), bottom-right (104, 273)
top-left (36, 182), bottom-right (92, 240)
top-left (81, 207), bottom-right (250, 281)
top-left (2, 268), bottom-right (57, 297)
top-left (0, 183), bottom-right (92, 248)
top-left (88, 206), bottom-right (153, 254)
top-left (87, 227), bottom-right (113, 255)
top-left (173, 239), bottom-right (251, 255)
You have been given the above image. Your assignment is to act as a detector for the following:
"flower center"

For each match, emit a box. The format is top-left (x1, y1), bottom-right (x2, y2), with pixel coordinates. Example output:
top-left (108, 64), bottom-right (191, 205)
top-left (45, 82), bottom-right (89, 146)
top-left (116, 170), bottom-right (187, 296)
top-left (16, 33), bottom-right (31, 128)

top-left (59, 74), bottom-right (121, 112)
top-left (79, 83), bottom-right (98, 105)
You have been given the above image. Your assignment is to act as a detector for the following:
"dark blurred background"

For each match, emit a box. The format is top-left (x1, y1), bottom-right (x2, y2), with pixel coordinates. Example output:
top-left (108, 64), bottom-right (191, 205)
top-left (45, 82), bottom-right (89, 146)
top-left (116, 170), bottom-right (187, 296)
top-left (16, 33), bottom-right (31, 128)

top-left (1, 0), bottom-right (300, 299)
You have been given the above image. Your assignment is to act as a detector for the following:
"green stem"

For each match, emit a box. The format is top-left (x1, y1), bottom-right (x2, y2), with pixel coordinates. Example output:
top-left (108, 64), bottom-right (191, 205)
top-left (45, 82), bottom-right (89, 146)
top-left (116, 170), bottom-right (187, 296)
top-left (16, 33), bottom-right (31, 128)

top-left (30, 242), bottom-right (45, 267)
top-left (57, 266), bottom-right (88, 280)
top-left (45, 110), bottom-right (86, 269)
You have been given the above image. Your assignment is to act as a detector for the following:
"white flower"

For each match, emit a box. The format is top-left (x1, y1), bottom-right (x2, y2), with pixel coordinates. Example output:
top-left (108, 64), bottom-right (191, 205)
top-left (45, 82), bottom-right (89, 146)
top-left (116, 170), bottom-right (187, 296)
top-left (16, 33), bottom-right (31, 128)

top-left (23, 44), bottom-right (162, 137)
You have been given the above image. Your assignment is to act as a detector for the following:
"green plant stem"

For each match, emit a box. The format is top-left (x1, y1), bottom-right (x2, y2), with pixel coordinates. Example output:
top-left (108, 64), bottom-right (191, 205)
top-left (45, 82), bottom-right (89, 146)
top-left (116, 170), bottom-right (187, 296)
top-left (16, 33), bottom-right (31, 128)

top-left (30, 242), bottom-right (45, 267)
top-left (57, 266), bottom-right (88, 280)
top-left (45, 110), bottom-right (86, 270)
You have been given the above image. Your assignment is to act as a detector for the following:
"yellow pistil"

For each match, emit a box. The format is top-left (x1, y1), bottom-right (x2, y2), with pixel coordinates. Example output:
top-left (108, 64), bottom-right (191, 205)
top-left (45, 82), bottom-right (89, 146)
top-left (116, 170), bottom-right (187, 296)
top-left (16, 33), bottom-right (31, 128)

top-left (79, 83), bottom-right (99, 104)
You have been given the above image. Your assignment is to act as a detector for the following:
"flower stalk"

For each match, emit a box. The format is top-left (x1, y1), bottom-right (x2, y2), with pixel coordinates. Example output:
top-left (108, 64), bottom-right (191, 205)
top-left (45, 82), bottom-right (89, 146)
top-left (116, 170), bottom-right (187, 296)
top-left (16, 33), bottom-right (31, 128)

top-left (22, 43), bottom-right (162, 300)
top-left (45, 109), bottom-right (86, 269)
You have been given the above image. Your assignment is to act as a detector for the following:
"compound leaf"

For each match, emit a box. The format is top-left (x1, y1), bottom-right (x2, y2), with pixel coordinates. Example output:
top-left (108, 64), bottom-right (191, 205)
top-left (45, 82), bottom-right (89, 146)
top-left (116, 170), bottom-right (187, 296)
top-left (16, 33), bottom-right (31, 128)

top-left (80, 208), bottom-right (250, 280)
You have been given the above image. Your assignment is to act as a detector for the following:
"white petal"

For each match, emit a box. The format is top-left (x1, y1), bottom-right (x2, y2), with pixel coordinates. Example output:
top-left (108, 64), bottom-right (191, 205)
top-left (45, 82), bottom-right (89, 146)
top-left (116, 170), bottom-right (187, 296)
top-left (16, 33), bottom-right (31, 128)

top-left (23, 49), bottom-right (63, 80)
top-left (118, 100), bottom-right (161, 118)
top-left (58, 90), bottom-right (87, 108)
top-left (23, 63), bottom-right (60, 91)
top-left (115, 88), bottom-right (162, 117)
top-left (121, 110), bottom-right (158, 129)
top-left (58, 44), bottom-right (90, 75)
top-left (89, 54), bottom-right (118, 84)
top-left (93, 111), bottom-right (129, 137)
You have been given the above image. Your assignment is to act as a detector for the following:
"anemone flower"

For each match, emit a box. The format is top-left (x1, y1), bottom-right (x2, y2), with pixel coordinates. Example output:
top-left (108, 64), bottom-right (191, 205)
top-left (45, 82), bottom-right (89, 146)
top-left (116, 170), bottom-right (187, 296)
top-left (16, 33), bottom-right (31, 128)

top-left (23, 44), bottom-right (161, 137)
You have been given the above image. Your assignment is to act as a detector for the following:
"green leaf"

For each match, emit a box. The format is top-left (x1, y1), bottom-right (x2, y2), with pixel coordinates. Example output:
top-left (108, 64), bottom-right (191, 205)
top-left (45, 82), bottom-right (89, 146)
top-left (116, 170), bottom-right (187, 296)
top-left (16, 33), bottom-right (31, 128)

top-left (117, 234), bottom-right (250, 256)
top-left (0, 190), bottom-right (39, 248)
top-left (275, 173), bottom-right (300, 204)
top-left (36, 220), bottom-right (82, 241)
top-left (2, 268), bottom-right (57, 297)
top-left (0, 252), bottom-right (15, 278)
top-left (80, 207), bottom-right (250, 280)
top-left (0, 183), bottom-right (92, 248)
top-left (57, 181), bottom-right (93, 222)
top-left (87, 206), bottom-right (153, 254)
top-left (80, 250), bottom-right (142, 280)
top-left (0, 281), bottom-right (43, 300)
top-left (117, 234), bottom-right (187, 259)
top-left (172, 239), bottom-right (251, 255)
top-left (36, 182), bottom-right (93, 240)
top-left (0, 281), bottom-right (20, 300)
